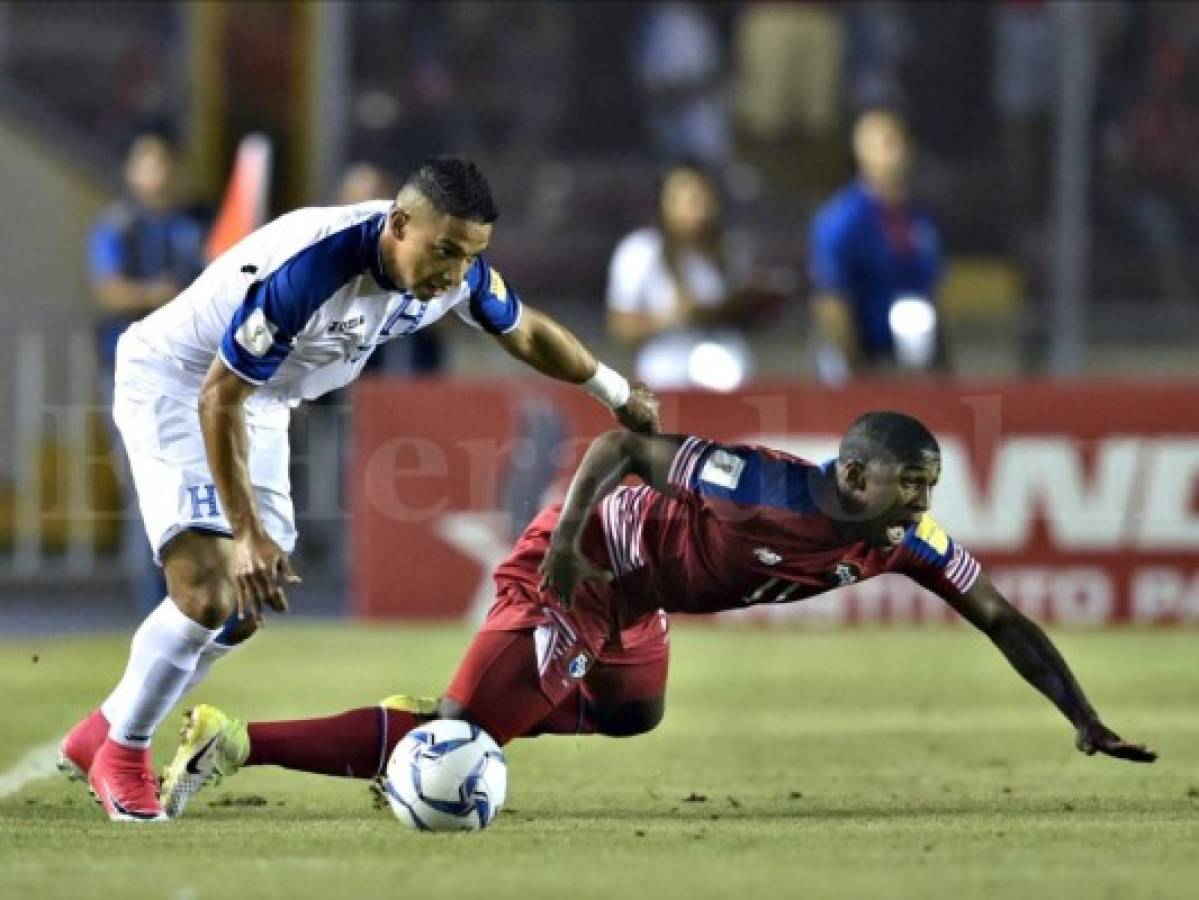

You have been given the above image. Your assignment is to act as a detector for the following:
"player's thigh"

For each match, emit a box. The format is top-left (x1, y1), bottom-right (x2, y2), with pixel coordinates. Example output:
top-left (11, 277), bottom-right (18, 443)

top-left (441, 629), bottom-right (563, 746)
top-left (584, 654), bottom-right (669, 737)
top-left (114, 385), bottom-right (297, 564)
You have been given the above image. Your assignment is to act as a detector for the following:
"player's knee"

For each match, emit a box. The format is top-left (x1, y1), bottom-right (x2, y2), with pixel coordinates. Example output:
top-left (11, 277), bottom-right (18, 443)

top-left (435, 697), bottom-right (513, 745)
top-left (161, 531), bottom-right (234, 628)
top-left (593, 697), bottom-right (664, 738)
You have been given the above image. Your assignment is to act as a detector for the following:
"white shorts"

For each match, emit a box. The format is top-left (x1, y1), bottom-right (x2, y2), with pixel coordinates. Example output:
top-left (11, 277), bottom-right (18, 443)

top-left (112, 377), bottom-right (297, 564)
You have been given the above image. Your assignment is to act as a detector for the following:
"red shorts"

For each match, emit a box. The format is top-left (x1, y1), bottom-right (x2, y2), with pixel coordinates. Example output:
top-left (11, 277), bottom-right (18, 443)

top-left (444, 506), bottom-right (670, 745)
top-left (443, 618), bottom-right (670, 746)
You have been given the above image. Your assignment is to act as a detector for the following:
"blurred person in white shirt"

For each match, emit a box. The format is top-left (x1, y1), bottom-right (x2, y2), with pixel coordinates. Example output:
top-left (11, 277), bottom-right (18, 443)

top-left (606, 162), bottom-right (754, 391)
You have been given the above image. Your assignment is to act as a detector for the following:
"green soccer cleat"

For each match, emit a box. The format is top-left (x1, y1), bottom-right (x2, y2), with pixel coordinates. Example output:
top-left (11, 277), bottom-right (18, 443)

top-left (369, 694), bottom-right (440, 811)
top-left (160, 704), bottom-right (249, 819)
top-left (378, 694), bottom-right (440, 716)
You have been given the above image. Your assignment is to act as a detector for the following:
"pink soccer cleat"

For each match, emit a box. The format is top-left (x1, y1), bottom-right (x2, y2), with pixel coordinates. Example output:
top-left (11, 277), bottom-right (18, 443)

top-left (87, 739), bottom-right (167, 822)
top-left (58, 709), bottom-right (109, 782)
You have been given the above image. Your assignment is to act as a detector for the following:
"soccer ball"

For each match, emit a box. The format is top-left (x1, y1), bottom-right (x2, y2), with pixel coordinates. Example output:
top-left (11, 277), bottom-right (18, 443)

top-left (382, 719), bottom-right (507, 832)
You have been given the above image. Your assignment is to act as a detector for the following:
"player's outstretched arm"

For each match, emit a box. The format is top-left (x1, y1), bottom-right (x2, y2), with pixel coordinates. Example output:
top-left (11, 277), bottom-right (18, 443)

top-left (496, 305), bottom-right (659, 434)
top-left (539, 431), bottom-right (683, 606)
top-left (945, 573), bottom-right (1156, 763)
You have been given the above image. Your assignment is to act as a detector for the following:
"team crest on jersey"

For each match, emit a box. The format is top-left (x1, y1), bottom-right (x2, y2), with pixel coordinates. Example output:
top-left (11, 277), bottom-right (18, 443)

top-left (828, 561), bottom-right (861, 587)
top-left (754, 547), bottom-right (782, 566)
top-left (567, 652), bottom-right (591, 680)
top-left (234, 308), bottom-right (278, 357)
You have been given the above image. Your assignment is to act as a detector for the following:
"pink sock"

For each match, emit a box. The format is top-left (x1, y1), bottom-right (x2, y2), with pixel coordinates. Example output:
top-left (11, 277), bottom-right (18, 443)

top-left (246, 707), bottom-right (420, 778)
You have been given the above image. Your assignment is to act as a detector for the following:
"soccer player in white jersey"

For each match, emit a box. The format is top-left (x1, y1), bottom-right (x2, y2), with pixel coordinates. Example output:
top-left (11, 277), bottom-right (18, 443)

top-left (58, 157), bottom-right (660, 822)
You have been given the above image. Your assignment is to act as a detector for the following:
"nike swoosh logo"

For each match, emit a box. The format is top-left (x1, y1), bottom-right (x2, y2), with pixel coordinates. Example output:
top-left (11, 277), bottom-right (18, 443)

top-left (106, 783), bottom-right (160, 820)
top-left (185, 736), bottom-right (220, 775)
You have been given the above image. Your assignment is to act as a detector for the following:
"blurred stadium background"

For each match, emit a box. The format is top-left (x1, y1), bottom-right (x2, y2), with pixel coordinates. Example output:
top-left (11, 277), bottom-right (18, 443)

top-left (1, 1), bottom-right (1197, 630)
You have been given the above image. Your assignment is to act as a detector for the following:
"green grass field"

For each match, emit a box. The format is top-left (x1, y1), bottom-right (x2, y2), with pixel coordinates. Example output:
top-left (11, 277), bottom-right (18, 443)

top-left (1, 623), bottom-right (1196, 899)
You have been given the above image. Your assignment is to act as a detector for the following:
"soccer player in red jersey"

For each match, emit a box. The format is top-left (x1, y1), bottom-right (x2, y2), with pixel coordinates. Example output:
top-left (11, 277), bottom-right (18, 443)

top-left (162, 412), bottom-right (1155, 816)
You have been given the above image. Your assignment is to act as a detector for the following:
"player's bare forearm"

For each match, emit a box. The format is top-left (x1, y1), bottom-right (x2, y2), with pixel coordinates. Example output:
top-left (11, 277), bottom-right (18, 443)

top-left (199, 357), bottom-right (265, 539)
top-left (497, 306), bottom-right (597, 383)
top-left (541, 431), bottom-right (682, 605)
top-left (551, 431), bottom-right (682, 551)
top-left (950, 574), bottom-right (1096, 726)
top-left (948, 574), bottom-right (1156, 762)
top-left (498, 306), bottom-right (661, 434)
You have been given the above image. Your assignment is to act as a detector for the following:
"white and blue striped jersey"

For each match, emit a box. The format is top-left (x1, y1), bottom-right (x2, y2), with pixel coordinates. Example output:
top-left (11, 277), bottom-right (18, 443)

top-left (118, 201), bottom-right (522, 427)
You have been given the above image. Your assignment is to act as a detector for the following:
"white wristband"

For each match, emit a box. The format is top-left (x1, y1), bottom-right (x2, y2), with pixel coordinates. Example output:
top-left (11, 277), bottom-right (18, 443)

top-left (583, 362), bottom-right (631, 410)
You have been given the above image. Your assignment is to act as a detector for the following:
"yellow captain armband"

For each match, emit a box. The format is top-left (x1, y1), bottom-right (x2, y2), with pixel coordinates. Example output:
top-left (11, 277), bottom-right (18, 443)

top-left (488, 267), bottom-right (508, 299)
top-left (913, 513), bottom-right (950, 555)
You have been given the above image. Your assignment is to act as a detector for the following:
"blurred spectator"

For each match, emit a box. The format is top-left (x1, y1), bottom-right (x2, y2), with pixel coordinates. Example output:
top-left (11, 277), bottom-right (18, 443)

top-left (844, 2), bottom-right (912, 111)
top-left (1102, 5), bottom-right (1199, 303)
top-left (734, 0), bottom-right (844, 143)
top-left (809, 109), bottom-right (944, 383)
top-left (607, 161), bottom-right (753, 390)
top-left (992, 0), bottom-right (1059, 226)
top-left (88, 124), bottom-right (207, 612)
top-left (449, 3), bottom-right (574, 166)
top-left (733, 1), bottom-right (846, 196)
top-left (633, 2), bottom-right (730, 167)
top-left (334, 162), bottom-right (397, 207)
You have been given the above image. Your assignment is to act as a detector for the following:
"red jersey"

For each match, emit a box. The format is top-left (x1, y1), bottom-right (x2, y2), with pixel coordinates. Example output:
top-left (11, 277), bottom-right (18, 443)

top-left (495, 437), bottom-right (981, 635)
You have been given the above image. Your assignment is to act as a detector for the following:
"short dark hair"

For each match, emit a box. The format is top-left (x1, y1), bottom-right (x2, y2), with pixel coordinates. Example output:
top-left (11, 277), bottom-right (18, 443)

top-left (124, 119), bottom-right (180, 157)
top-left (402, 157), bottom-right (498, 224)
top-left (839, 411), bottom-right (939, 466)
top-left (853, 105), bottom-right (910, 132)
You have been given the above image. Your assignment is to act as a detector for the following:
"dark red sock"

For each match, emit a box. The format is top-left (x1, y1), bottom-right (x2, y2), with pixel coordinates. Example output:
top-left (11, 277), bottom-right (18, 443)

top-left (246, 707), bottom-right (420, 778)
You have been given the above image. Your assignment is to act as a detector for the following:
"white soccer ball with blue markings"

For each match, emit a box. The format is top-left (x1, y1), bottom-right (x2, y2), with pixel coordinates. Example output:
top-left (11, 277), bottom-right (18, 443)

top-left (383, 719), bottom-right (507, 832)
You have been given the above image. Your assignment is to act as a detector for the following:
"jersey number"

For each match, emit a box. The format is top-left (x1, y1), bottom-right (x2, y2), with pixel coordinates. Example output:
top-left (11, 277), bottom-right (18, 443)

top-left (740, 578), bottom-right (801, 606)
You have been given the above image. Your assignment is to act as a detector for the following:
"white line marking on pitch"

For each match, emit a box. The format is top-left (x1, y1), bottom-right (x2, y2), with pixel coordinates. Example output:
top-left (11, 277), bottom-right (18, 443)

top-left (0, 740), bottom-right (61, 798)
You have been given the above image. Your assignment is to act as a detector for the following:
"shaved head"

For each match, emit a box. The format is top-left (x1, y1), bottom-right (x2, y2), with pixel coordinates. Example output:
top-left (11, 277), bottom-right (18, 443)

top-left (839, 411), bottom-right (939, 467)
top-left (396, 157), bottom-right (498, 224)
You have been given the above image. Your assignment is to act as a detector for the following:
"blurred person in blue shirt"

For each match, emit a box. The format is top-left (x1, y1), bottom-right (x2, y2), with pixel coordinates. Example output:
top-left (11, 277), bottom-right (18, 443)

top-left (809, 108), bottom-right (944, 383)
top-left (89, 125), bottom-right (207, 613)
top-left (90, 126), bottom-right (207, 373)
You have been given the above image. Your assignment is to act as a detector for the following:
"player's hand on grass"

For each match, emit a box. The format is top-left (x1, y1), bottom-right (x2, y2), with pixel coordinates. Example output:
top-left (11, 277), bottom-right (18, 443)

top-left (613, 382), bottom-right (660, 435)
top-left (231, 529), bottom-right (301, 623)
top-left (538, 540), bottom-right (612, 609)
top-left (1075, 719), bottom-right (1157, 763)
